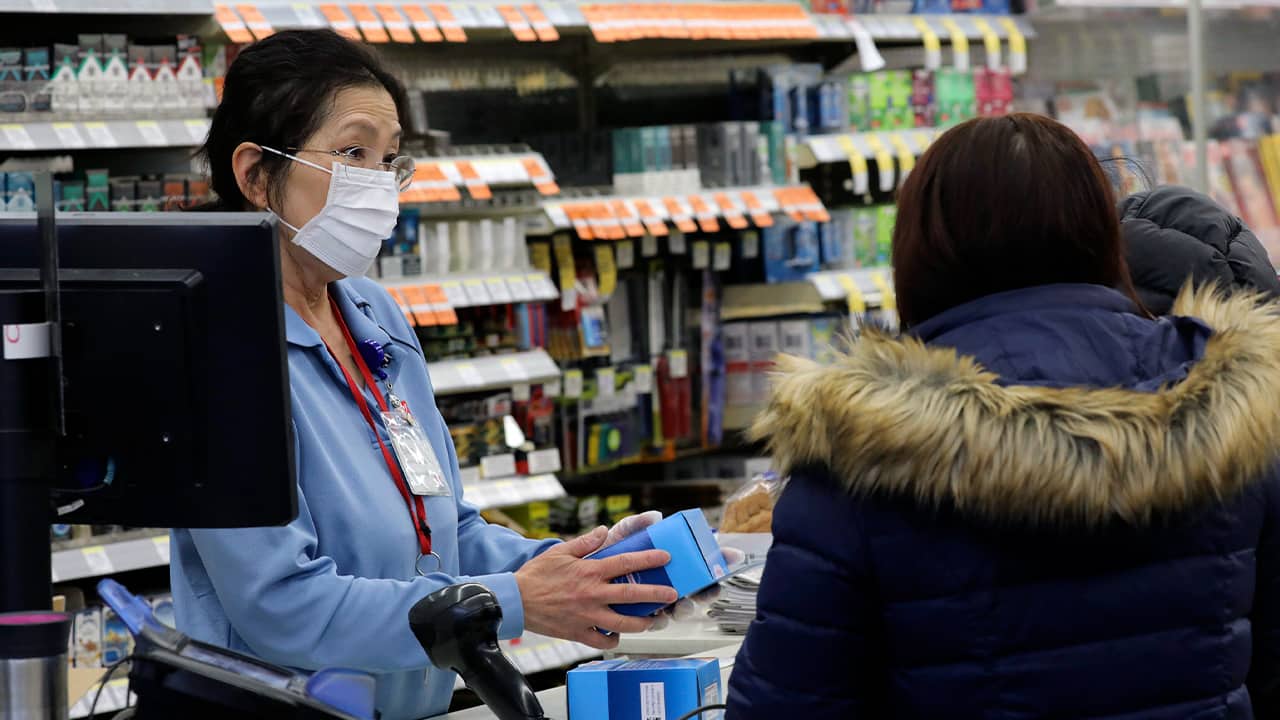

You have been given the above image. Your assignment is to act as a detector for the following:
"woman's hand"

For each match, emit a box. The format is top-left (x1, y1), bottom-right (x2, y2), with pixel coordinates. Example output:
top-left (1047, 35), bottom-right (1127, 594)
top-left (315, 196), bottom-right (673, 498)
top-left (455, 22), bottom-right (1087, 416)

top-left (515, 526), bottom-right (678, 650)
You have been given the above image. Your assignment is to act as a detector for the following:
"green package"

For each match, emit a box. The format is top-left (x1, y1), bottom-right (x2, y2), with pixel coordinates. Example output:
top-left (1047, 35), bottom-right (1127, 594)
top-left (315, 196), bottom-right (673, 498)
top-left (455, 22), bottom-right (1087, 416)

top-left (875, 204), bottom-right (897, 266)
top-left (85, 169), bottom-right (110, 212)
top-left (851, 206), bottom-right (878, 268)
top-left (848, 74), bottom-right (871, 132)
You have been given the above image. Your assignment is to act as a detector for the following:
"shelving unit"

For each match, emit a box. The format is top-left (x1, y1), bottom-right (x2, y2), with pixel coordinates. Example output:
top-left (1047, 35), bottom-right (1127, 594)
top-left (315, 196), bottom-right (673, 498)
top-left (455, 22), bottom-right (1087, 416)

top-left (381, 270), bottom-right (559, 310)
top-left (51, 533), bottom-right (170, 584)
top-left (0, 0), bottom-right (211, 12)
top-left (428, 349), bottom-right (561, 396)
top-left (0, 119), bottom-right (211, 152)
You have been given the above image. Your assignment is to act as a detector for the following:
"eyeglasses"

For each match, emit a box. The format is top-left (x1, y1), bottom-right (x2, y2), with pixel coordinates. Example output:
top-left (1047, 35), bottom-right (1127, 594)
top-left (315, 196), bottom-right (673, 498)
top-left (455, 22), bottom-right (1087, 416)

top-left (286, 146), bottom-right (416, 190)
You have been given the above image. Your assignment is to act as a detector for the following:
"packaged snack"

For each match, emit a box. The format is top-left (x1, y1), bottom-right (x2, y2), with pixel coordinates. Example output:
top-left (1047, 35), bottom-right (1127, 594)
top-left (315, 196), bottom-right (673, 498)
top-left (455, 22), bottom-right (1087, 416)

top-left (720, 471), bottom-right (786, 533)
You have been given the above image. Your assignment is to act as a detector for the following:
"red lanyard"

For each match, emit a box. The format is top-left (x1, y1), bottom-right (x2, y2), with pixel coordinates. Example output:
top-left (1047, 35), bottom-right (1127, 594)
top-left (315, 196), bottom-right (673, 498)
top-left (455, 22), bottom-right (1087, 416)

top-left (327, 297), bottom-right (432, 556)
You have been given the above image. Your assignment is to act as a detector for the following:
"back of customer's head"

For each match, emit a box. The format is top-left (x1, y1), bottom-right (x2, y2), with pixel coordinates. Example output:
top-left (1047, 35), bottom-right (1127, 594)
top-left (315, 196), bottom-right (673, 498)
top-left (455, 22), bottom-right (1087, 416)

top-left (893, 113), bottom-right (1140, 328)
top-left (199, 29), bottom-right (408, 211)
top-left (1119, 185), bottom-right (1280, 315)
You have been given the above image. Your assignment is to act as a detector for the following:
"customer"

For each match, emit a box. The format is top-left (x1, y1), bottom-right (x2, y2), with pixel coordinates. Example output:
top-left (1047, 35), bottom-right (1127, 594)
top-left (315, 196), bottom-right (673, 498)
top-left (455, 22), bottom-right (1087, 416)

top-left (172, 29), bottom-right (678, 720)
top-left (727, 114), bottom-right (1280, 719)
top-left (1120, 184), bottom-right (1280, 313)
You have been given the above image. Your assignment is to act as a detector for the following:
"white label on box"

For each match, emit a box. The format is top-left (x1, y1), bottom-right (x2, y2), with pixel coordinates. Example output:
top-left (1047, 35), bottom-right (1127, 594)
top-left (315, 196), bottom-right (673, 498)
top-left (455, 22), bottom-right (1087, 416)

top-left (456, 362), bottom-right (485, 387)
top-left (82, 546), bottom-right (113, 576)
top-left (486, 278), bottom-right (514, 304)
top-left (642, 233), bottom-right (658, 257)
top-left (633, 364), bottom-right (654, 394)
top-left (1, 124), bottom-right (35, 150)
top-left (597, 367), bottom-right (615, 397)
top-left (506, 276), bottom-right (534, 302)
top-left (714, 242), bottom-right (732, 271)
top-left (84, 122), bottom-right (118, 148)
top-left (742, 231), bottom-right (760, 259)
top-left (691, 240), bottom-right (709, 269)
top-left (640, 682), bottom-right (667, 720)
top-left (527, 448), bottom-right (561, 474)
top-left (668, 231), bottom-right (687, 255)
top-left (563, 370), bottom-right (583, 399)
top-left (481, 453), bottom-right (517, 479)
top-left (512, 382), bottom-right (532, 402)
top-left (153, 536), bottom-right (170, 564)
top-left (52, 123), bottom-right (86, 148)
top-left (616, 240), bottom-right (635, 269)
top-left (135, 120), bottom-right (166, 146)
top-left (464, 281), bottom-right (493, 305)
top-left (442, 282), bottom-right (470, 307)
top-left (704, 681), bottom-right (723, 717)
top-left (668, 349), bottom-right (689, 379)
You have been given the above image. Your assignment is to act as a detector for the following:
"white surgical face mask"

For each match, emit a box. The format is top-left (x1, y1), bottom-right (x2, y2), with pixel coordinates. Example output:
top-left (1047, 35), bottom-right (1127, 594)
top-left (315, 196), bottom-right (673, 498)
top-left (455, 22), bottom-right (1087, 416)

top-left (260, 145), bottom-right (400, 278)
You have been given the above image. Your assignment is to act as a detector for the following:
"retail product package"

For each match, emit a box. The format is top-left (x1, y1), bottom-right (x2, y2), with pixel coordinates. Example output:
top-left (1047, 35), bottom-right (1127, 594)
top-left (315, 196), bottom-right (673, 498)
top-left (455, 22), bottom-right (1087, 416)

top-left (588, 509), bottom-right (729, 618)
top-left (720, 472), bottom-right (786, 534)
top-left (567, 657), bottom-right (722, 720)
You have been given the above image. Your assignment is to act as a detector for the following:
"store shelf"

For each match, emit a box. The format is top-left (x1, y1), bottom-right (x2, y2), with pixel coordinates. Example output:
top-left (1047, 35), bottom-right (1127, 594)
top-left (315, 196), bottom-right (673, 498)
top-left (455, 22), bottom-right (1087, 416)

top-left (381, 270), bottom-right (559, 309)
top-left (533, 184), bottom-right (829, 237)
top-left (833, 13), bottom-right (1037, 42)
top-left (807, 267), bottom-right (892, 308)
top-left (51, 533), bottom-right (170, 583)
top-left (463, 472), bottom-right (566, 510)
top-left (428, 349), bottom-right (560, 396)
top-left (400, 152), bottom-right (559, 204)
top-left (722, 281), bottom-right (826, 321)
top-left (0, 118), bottom-right (210, 152)
top-left (797, 127), bottom-right (940, 170)
top-left (1, 0), bottom-right (210, 12)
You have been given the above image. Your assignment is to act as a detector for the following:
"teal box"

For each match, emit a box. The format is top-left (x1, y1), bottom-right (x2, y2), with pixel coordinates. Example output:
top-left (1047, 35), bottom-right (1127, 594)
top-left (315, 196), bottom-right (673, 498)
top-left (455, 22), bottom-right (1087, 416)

top-left (588, 509), bottom-right (728, 618)
top-left (656, 126), bottom-right (673, 172)
top-left (568, 657), bottom-right (723, 720)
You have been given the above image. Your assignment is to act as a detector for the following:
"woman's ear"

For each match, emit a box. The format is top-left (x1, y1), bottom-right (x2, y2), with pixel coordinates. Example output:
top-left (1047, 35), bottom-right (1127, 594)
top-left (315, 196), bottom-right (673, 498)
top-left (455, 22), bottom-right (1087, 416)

top-left (231, 142), bottom-right (269, 210)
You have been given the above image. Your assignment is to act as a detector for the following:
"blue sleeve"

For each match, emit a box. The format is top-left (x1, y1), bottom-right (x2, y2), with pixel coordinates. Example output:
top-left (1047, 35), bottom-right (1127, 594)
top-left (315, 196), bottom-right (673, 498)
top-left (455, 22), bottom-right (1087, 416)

top-left (436, 409), bottom-right (560, 640)
top-left (726, 469), bottom-right (881, 719)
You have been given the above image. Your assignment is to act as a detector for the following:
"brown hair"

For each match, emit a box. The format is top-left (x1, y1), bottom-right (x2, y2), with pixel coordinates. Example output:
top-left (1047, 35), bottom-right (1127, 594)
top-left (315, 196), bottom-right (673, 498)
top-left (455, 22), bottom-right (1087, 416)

top-left (892, 113), bottom-right (1143, 328)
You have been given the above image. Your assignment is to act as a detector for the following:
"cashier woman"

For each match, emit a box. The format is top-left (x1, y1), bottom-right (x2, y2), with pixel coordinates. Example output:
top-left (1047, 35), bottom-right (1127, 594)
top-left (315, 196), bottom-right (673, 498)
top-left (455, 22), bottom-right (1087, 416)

top-left (170, 29), bottom-right (680, 720)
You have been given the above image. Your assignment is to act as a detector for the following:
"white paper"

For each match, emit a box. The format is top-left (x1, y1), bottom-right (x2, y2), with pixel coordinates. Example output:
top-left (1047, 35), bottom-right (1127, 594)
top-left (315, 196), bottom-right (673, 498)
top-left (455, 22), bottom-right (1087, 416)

top-left (634, 364), bottom-right (654, 394)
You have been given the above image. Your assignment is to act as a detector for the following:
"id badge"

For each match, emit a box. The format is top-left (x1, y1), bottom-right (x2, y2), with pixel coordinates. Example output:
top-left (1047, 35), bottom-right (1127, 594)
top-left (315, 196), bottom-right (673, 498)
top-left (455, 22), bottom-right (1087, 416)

top-left (381, 408), bottom-right (451, 497)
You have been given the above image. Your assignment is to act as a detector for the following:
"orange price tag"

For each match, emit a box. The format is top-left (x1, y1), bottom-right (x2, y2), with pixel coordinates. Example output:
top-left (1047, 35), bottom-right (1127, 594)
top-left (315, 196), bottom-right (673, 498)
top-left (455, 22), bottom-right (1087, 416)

top-left (427, 4), bottom-right (468, 41)
top-left (663, 197), bottom-right (698, 234)
top-left (400, 286), bottom-right (438, 327)
top-left (497, 5), bottom-right (538, 42)
top-left (713, 192), bottom-right (749, 230)
top-left (774, 188), bottom-right (804, 221)
top-left (581, 4), bottom-right (613, 42)
top-left (521, 158), bottom-right (560, 195)
top-left (424, 284), bottom-right (458, 325)
top-left (401, 4), bottom-right (443, 41)
top-left (610, 200), bottom-right (645, 238)
top-left (566, 205), bottom-right (594, 241)
top-left (386, 287), bottom-right (416, 326)
top-left (796, 185), bottom-right (831, 222)
top-left (318, 4), bottom-right (361, 40)
top-left (347, 4), bottom-right (390, 42)
top-left (739, 191), bottom-right (774, 227)
top-left (375, 5), bottom-right (416, 42)
top-left (455, 161), bottom-right (492, 200)
top-left (593, 203), bottom-right (625, 240)
top-left (424, 163), bottom-right (461, 202)
top-left (632, 199), bottom-right (669, 236)
top-left (214, 4), bottom-right (254, 43)
top-left (521, 4), bottom-right (560, 41)
top-left (235, 5), bottom-right (275, 39)
top-left (687, 195), bottom-right (720, 233)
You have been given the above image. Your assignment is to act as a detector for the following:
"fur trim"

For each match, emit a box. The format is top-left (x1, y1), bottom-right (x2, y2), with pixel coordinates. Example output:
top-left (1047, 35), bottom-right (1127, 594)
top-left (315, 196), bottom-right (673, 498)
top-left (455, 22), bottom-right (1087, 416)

top-left (750, 286), bottom-right (1280, 527)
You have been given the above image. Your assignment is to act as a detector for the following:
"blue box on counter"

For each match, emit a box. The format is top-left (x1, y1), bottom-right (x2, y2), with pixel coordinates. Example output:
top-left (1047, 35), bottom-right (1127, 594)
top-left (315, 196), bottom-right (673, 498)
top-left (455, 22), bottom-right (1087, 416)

top-left (568, 657), bottom-right (723, 720)
top-left (589, 509), bottom-right (728, 618)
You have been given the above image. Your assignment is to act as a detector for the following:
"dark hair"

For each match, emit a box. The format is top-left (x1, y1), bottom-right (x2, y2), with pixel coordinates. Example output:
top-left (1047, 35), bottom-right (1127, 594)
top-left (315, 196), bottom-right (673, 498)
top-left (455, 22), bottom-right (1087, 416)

top-left (892, 113), bottom-right (1144, 328)
top-left (199, 29), bottom-right (409, 211)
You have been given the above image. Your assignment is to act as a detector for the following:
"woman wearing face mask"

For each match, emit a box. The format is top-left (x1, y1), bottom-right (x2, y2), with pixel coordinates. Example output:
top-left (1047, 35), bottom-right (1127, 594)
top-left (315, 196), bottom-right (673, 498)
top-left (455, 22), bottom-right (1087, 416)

top-left (170, 30), bottom-right (679, 720)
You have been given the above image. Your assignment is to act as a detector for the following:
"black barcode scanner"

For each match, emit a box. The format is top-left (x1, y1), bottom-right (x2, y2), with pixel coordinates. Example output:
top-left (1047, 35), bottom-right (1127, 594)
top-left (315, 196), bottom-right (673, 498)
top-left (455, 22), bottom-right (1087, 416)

top-left (409, 584), bottom-right (548, 720)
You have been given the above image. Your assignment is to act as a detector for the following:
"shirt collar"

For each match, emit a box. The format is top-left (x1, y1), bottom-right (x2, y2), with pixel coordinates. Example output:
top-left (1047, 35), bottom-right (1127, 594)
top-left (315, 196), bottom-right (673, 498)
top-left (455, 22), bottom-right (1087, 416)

top-left (284, 279), bottom-right (409, 389)
top-left (910, 283), bottom-right (1140, 343)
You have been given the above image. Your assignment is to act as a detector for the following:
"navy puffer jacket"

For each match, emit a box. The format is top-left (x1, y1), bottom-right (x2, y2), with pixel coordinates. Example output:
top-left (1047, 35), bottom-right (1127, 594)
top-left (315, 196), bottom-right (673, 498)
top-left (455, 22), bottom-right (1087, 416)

top-left (727, 283), bottom-right (1280, 719)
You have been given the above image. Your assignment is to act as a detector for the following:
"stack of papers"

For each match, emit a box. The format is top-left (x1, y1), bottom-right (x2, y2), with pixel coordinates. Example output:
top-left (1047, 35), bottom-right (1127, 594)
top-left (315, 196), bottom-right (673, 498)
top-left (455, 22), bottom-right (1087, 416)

top-left (707, 566), bottom-right (763, 634)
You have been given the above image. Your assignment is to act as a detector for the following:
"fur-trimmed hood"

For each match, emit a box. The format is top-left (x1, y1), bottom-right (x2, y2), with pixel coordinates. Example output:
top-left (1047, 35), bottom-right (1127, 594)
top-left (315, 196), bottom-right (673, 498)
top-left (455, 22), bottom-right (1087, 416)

top-left (750, 287), bottom-right (1280, 527)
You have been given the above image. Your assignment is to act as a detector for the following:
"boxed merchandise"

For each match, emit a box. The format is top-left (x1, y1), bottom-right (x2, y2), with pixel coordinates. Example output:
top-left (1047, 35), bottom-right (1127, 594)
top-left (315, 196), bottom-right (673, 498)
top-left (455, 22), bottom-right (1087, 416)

top-left (723, 322), bottom-right (752, 408)
top-left (567, 657), bottom-right (722, 720)
top-left (748, 322), bottom-right (780, 405)
top-left (6, 172), bottom-right (34, 212)
top-left (588, 509), bottom-right (728, 619)
top-left (778, 319), bottom-right (813, 361)
top-left (102, 607), bottom-right (133, 665)
top-left (74, 607), bottom-right (103, 668)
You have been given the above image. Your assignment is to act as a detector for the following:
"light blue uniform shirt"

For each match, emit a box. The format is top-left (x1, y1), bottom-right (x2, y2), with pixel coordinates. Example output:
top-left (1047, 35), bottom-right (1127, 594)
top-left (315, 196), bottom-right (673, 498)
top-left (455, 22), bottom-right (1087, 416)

top-left (171, 278), bottom-right (558, 720)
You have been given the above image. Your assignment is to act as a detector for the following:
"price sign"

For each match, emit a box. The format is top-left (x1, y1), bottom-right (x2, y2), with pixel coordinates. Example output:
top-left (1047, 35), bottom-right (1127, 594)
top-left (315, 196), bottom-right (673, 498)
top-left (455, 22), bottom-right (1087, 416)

top-left (52, 123), bottom-right (86, 148)
top-left (714, 242), bottom-right (732, 271)
top-left (596, 367), bottom-right (615, 397)
top-left (83, 122), bottom-right (118, 148)
top-left (481, 454), bottom-right (518, 479)
top-left (82, 546), bottom-right (114, 576)
top-left (563, 369), bottom-right (584, 399)
top-left (463, 281), bottom-right (492, 305)
top-left (184, 119), bottom-right (209, 143)
top-left (668, 349), bottom-right (689, 379)
top-left (441, 281), bottom-right (470, 307)
top-left (691, 240), bottom-right (710, 269)
top-left (505, 275), bottom-right (534, 301)
top-left (527, 448), bottom-right (562, 474)
top-left (1, 124), bottom-right (35, 150)
top-left (153, 536), bottom-right (171, 564)
top-left (641, 234), bottom-right (658, 257)
top-left (136, 121), bottom-right (167, 146)
top-left (615, 240), bottom-right (635, 269)
top-left (485, 278), bottom-right (513, 304)
top-left (634, 364), bottom-right (654, 394)
top-left (668, 231), bottom-right (687, 255)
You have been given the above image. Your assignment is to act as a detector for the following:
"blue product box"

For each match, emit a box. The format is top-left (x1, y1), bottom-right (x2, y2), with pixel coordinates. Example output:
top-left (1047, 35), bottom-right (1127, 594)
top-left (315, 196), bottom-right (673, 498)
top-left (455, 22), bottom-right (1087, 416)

top-left (6, 171), bottom-right (34, 212)
top-left (589, 509), bottom-right (728, 618)
top-left (568, 657), bottom-right (722, 720)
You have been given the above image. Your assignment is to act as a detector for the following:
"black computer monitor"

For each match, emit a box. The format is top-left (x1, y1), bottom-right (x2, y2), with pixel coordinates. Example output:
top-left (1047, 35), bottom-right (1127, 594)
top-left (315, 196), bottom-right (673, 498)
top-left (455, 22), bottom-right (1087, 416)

top-left (0, 212), bottom-right (295, 528)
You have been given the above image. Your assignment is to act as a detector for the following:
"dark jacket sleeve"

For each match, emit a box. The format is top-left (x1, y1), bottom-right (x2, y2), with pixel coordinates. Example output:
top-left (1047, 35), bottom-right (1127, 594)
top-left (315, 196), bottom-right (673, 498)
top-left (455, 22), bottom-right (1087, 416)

top-left (1250, 467), bottom-right (1280, 716)
top-left (726, 469), bottom-right (883, 719)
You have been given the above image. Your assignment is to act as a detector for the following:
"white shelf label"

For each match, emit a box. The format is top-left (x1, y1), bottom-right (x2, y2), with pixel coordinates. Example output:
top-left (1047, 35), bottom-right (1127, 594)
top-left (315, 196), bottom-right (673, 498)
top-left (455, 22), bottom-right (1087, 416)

top-left (441, 282), bottom-right (469, 307)
top-left (481, 453), bottom-right (518, 480)
top-left (83, 123), bottom-right (118, 148)
top-left (463, 281), bottom-right (493, 305)
top-left (545, 205), bottom-right (570, 228)
top-left (528, 273), bottom-right (558, 299)
top-left (293, 2), bottom-right (324, 26)
top-left (82, 546), bottom-right (113, 576)
top-left (527, 448), bottom-right (562, 474)
top-left (668, 349), bottom-right (689, 379)
top-left (714, 242), bottom-right (732, 271)
top-left (135, 121), bottom-right (166, 146)
top-left (811, 274), bottom-right (842, 300)
top-left (596, 367), bottom-right (616, 397)
top-left (484, 278), bottom-right (512, 304)
top-left (52, 123), bottom-right (86, 149)
top-left (512, 382), bottom-right (532, 402)
top-left (691, 240), bottom-right (710, 269)
top-left (153, 536), bottom-right (170, 564)
top-left (500, 358), bottom-right (529, 381)
top-left (641, 234), bottom-right (658, 258)
top-left (634, 364), bottom-right (654, 394)
top-left (184, 119), bottom-right (208, 144)
top-left (742, 230), bottom-right (760, 259)
top-left (1, 124), bottom-right (35, 150)
top-left (563, 370), bottom-right (583, 399)
top-left (505, 276), bottom-right (534, 302)
top-left (668, 231), bottom-right (687, 255)
top-left (456, 362), bottom-right (485, 387)
top-left (615, 240), bottom-right (635, 269)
